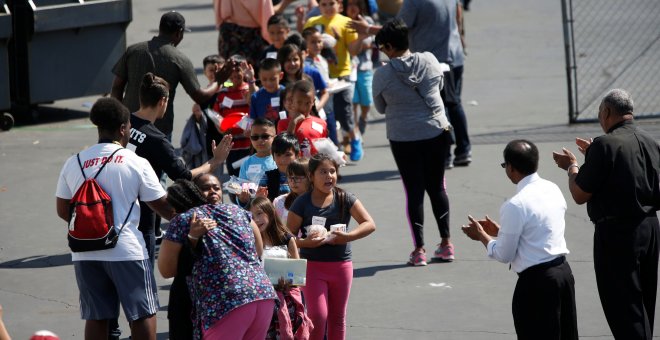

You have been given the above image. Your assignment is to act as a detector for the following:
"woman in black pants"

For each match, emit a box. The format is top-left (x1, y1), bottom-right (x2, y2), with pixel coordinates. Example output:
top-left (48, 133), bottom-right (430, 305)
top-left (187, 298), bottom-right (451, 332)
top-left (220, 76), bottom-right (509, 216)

top-left (372, 19), bottom-right (454, 266)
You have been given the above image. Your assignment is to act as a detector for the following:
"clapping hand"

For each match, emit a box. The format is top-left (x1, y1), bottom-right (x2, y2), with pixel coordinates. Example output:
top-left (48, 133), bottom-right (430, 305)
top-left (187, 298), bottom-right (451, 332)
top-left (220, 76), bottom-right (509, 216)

top-left (575, 137), bottom-right (592, 155)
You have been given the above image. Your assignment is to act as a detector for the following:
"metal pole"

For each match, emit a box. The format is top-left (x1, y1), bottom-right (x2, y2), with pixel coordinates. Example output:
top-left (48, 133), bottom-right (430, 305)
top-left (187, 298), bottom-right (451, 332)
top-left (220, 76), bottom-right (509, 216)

top-left (560, 0), bottom-right (576, 123)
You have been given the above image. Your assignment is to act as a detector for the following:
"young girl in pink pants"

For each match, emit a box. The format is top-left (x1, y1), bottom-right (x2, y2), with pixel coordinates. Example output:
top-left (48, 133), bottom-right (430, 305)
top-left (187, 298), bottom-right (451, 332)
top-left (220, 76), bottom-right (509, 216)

top-left (287, 153), bottom-right (376, 339)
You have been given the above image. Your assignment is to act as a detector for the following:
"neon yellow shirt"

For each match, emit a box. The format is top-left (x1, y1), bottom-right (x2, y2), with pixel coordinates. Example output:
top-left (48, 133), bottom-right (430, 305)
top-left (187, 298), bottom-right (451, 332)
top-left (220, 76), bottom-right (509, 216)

top-left (304, 14), bottom-right (357, 79)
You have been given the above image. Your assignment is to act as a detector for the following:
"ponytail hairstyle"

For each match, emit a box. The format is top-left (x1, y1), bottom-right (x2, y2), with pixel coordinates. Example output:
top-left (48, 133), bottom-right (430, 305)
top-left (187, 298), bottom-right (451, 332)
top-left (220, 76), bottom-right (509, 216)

top-left (167, 179), bottom-right (207, 213)
top-left (249, 197), bottom-right (291, 246)
top-left (308, 153), bottom-right (346, 220)
top-left (284, 158), bottom-right (310, 209)
top-left (139, 72), bottom-right (170, 108)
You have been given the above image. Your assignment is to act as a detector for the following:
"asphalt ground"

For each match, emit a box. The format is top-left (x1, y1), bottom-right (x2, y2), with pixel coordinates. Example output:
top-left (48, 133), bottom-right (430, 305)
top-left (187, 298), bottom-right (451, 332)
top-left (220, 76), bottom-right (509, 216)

top-left (2, 0), bottom-right (660, 339)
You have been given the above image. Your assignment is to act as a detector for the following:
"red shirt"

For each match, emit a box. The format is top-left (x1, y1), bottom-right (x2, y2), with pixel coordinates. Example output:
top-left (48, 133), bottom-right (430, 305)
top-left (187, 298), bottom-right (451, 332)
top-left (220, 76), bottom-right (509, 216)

top-left (213, 83), bottom-right (251, 150)
top-left (294, 116), bottom-right (328, 156)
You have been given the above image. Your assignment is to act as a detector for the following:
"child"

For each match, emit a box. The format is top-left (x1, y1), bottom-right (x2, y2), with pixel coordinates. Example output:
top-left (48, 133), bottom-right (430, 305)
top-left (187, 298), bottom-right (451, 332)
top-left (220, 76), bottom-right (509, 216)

top-left (302, 27), bottom-right (330, 84)
top-left (249, 58), bottom-right (285, 123)
top-left (266, 133), bottom-right (299, 201)
top-left (303, 26), bottom-right (339, 146)
top-left (277, 83), bottom-right (296, 134)
top-left (184, 55), bottom-right (226, 169)
top-left (278, 43), bottom-right (330, 111)
top-left (238, 118), bottom-right (278, 206)
top-left (286, 153), bottom-right (376, 340)
top-left (289, 80), bottom-right (328, 157)
top-left (264, 14), bottom-right (291, 60)
top-left (249, 197), bottom-right (313, 340)
top-left (304, 0), bottom-right (365, 161)
top-left (345, 0), bottom-right (375, 135)
top-left (212, 55), bottom-right (252, 177)
top-left (273, 158), bottom-right (310, 223)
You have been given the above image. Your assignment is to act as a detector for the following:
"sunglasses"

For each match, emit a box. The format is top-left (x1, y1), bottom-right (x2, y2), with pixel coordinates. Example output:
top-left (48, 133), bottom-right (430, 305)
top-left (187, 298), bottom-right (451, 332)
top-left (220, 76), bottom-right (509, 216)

top-left (288, 176), bottom-right (307, 183)
top-left (250, 134), bottom-right (273, 141)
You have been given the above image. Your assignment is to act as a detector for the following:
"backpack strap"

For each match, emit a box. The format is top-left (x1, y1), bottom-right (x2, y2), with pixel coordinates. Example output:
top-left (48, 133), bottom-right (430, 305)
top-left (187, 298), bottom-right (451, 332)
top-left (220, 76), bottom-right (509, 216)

top-left (115, 199), bottom-right (137, 238)
top-left (93, 148), bottom-right (123, 180)
top-left (76, 153), bottom-right (87, 180)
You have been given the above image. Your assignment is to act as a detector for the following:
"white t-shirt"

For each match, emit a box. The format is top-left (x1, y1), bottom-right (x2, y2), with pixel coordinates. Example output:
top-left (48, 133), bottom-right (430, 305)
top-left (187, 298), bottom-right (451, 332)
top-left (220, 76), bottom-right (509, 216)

top-left (55, 143), bottom-right (166, 262)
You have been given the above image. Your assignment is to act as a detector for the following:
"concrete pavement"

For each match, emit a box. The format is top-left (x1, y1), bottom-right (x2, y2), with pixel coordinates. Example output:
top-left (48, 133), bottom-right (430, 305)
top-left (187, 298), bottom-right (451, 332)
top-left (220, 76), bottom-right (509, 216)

top-left (2, 0), bottom-right (660, 339)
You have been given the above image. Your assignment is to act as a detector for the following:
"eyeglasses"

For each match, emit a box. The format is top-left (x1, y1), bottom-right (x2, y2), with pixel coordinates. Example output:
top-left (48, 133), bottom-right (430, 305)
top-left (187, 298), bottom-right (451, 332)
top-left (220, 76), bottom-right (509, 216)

top-left (501, 162), bottom-right (507, 168)
top-left (250, 134), bottom-right (273, 141)
top-left (288, 176), bottom-right (307, 183)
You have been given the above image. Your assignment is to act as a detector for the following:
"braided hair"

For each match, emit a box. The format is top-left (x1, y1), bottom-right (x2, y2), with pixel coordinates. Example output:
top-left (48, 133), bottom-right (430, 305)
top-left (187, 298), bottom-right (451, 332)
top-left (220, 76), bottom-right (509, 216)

top-left (166, 179), bottom-right (208, 213)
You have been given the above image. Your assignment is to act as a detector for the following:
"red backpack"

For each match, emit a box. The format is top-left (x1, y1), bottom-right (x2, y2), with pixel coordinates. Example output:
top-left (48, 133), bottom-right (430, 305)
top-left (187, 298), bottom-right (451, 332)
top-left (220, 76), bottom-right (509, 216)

top-left (68, 148), bottom-right (135, 252)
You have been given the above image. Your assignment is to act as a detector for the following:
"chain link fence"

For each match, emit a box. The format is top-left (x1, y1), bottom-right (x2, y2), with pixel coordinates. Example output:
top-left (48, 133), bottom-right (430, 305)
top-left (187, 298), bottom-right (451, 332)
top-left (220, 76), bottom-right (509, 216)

top-left (561, 0), bottom-right (660, 122)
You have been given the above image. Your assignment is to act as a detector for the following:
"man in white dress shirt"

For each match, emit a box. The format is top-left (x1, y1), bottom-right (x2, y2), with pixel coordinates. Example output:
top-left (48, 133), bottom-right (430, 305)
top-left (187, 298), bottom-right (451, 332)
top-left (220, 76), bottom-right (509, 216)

top-left (462, 140), bottom-right (578, 340)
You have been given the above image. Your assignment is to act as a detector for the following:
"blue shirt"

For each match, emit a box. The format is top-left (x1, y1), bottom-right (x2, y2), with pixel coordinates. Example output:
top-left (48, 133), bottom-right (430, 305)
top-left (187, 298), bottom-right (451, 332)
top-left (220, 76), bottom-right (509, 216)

top-left (239, 154), bottom-right (277, 186)
top-left (249, 85), bottom-right (284, 122)
top-left (303, 65), bottom-right (327, 95)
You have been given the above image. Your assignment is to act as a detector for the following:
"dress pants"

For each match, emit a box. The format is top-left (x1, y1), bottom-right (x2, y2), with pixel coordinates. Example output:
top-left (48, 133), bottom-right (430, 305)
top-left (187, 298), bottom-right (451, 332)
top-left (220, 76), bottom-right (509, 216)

top-left (513, 258), bottom-right (578, 340)
top-left (594, 216), bottom-right (660, 340)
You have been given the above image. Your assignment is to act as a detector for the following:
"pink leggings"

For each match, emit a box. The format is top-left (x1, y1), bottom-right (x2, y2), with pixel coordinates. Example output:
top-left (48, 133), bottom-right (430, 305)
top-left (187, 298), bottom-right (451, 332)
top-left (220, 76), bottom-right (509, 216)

top-left (302, 261), bottom-right (353, 340)
top-left (203, 299), bottom-right (275, 340)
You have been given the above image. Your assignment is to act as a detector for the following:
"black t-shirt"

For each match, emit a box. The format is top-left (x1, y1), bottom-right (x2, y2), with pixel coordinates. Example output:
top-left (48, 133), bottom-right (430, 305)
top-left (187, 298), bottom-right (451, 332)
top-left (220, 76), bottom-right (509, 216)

top-left (129, 114), bottom-right (192, 181)
top-left (112, 36), bottom-right (201, 135)
top-left (129, 114), bottom-right (193, 232)
top-left (575, 120), bottom-right (660, 222)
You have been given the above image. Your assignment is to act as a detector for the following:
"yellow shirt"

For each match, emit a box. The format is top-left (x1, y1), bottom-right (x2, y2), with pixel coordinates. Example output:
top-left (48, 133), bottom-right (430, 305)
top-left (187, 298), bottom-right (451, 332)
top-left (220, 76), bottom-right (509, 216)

top-left (304, 14), bottom-right (357, 79)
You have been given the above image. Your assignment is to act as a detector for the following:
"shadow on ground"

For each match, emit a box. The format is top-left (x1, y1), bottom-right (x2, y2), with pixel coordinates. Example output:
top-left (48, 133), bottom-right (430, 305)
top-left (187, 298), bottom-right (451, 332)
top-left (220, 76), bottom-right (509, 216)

top-left (340, 170), bottom-right (400, 184)
top-left (353, 263), bottom-right (409, 278)
top-left (0, 254), bottom-right (72, 268)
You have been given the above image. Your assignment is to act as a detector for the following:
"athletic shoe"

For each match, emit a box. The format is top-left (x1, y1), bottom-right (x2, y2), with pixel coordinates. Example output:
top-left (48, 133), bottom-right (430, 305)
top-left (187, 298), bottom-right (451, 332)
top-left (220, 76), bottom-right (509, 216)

top-left (453, 153), bottom-right (472, 166)
top-left (358, 117), bottom-right (367, 135)
top-left (407, 249), bottom-right (427, 266)
top-left (433, 243), bottom-right (455, 262)
top-left (350, 139), bottom-right (363, 161)
top-left (445, 158), bottom-right (454, 170)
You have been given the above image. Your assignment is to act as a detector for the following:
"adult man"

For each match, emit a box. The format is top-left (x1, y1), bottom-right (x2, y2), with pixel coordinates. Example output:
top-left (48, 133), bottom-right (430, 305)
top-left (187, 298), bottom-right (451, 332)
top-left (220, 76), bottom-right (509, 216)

top-left (553, 89), bottom-right (660, 340)
top-left (55, 98), bottom-right (175, 340)
top-left (463, 140), bottom-right (578, 340)
top-left (398, 0), bottom-right (471, 168)
top-left (111, 11), bottom-right (224, 137)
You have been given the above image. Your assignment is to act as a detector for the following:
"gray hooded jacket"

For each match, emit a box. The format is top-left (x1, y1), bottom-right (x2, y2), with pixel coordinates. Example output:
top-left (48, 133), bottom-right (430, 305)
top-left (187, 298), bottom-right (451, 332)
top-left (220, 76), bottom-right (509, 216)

top-left (373, 51), bottom-right (450, 142)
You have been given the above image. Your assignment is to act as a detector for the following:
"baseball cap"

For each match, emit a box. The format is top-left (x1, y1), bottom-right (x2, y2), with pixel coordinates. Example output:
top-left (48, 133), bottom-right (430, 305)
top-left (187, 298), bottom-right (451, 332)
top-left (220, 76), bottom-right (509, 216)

top-left (160, 11), bottom-right (191, 33)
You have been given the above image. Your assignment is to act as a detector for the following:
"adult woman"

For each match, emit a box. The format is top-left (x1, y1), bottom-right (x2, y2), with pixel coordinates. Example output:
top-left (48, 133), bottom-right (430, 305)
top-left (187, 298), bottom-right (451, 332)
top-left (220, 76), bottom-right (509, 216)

top-left (159, 179), bottom-right (276, 340)
top-left (372, 19), bottom-right (454, 266)
top-left (213, 0), bottom-right (274, 68)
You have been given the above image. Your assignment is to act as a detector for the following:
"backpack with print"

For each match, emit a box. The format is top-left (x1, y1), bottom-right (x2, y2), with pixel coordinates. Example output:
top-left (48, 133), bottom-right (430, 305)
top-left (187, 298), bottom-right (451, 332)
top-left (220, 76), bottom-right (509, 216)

top-left (67, 148), bottom-right (135, 252)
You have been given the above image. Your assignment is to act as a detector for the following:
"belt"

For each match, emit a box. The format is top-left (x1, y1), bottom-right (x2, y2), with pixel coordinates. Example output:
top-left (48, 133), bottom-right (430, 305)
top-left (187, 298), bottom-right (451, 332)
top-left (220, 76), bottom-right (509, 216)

top-left (594, 214), bottom-right (657, 224)
top-left (518, 256), bottom-right (565, 276)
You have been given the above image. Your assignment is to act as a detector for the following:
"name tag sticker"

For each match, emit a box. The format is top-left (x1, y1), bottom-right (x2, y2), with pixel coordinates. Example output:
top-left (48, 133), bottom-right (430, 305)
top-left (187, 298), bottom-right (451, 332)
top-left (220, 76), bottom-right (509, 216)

top-left (266, 52), bottom-right (278, 59)
top-left (279, 111), bottom-right (288, 120)
top-left (271, 97), bottom-right (280, 108)
top-left (222, 97), bottom-right (234, 108)
top-left (247, 164), bottom-right (262, 174)
top-left (311, 121), bottom-right (324, 134)
top-left (312, 216), bottom-right (327, 226)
